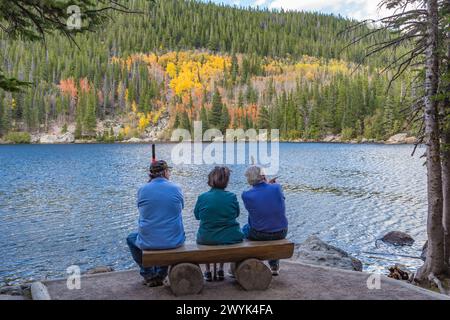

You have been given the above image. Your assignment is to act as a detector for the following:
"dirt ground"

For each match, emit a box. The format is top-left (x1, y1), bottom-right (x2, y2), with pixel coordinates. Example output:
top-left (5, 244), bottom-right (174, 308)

top-left (43, 261), bottom-right (448, 300)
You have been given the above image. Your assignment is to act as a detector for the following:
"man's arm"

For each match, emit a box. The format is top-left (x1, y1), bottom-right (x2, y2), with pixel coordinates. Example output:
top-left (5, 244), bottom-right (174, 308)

top-left (178, 186), bottom-right (185, 210)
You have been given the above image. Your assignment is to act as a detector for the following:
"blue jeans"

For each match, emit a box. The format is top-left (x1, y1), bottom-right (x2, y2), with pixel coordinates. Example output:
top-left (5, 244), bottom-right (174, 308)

top-left (126, 232), bottom-right (168, 280)
top-left (242, 224), bottom-right (288, 268)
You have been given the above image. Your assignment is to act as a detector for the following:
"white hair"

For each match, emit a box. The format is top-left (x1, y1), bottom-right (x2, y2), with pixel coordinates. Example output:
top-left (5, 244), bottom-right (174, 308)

top-left (245, 166), bottom-right (266, 186)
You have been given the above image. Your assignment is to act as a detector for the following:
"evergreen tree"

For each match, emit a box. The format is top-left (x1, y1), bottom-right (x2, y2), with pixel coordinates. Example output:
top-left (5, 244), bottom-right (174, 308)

top-left (220, 105), bottom-right (230, 132)
top-left (210, 89), bottom-right (223, 129)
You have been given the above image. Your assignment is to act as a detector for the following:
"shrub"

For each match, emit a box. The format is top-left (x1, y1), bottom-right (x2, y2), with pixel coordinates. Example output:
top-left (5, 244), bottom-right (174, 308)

top-left (341, 127), bottom-right (355, 141)
top-left (5, 132), bottom-right (31, 144)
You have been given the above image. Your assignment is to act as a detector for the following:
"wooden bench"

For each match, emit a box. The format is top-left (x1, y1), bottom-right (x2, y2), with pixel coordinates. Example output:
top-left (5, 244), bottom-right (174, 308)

top-left (142, 239), bottom-right (294, 296)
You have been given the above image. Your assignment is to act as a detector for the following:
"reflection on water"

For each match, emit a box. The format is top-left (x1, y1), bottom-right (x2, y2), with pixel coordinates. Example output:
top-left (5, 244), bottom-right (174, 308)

top-left (0, 143), bottom-right (427, 285)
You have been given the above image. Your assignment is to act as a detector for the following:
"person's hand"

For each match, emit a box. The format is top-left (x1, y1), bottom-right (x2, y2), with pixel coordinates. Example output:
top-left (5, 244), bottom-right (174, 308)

top-left (269, 177), bottom-right (278, 184)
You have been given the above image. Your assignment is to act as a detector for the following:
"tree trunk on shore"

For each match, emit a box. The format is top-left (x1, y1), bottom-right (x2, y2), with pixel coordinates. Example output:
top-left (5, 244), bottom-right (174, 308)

top-left (416, 0), bottom-right (447, 281)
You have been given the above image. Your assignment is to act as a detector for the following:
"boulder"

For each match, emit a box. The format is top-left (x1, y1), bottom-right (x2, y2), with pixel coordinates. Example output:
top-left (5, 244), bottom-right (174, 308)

top-left (126, 137), bottom-right (143, 143)
top-left (30, 134), bottom-right (41, 144)
top-left (86, 266), bottom-right (114, 275)
top-left (405, 136), bottom-right (418, 144)
top-left (388, 264), bottom-right (411, 281)
top-left (379, 231), bottom-right (415, 246)
top-left (292, 235), bottom-right (363, 271)
top-left (0, 285), bottom-right (22, 296)
top-left (56, 132), bottom-right (75, 143)
top-left (323, 135), bottom-right (338, 143)
top-left (386, 133), bottom-right (408, 144)
top-left (39, 134), bottom-right (58, 144)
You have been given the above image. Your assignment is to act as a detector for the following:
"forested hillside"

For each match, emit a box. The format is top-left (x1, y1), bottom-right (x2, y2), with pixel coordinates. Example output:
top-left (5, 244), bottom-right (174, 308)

top-left (0, 0), bottom-right (415, 142)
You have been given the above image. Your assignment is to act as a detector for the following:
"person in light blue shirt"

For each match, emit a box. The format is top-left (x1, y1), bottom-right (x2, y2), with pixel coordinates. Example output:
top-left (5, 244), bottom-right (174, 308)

top-left (241, 166), bottom-right (288, 275)
top-left (127, 160), bottom-right (185, 287)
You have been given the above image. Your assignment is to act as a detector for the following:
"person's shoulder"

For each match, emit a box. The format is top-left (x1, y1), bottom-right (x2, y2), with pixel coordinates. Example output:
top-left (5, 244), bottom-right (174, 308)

top-left (268, 183), bottom-right (282, 190)
top-left (165, 180), bottom-right (183, 192)
top-left (196, 190), bottom-right (211, 203)
top-left (139, 182), bottom-right (151, 192)
top-left (223, 190), bottom-right (238, 199)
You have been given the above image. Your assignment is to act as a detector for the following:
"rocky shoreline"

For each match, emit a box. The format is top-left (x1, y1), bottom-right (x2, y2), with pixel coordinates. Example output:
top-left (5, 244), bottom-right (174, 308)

top-left (0, 132), bottom-right (418, 145)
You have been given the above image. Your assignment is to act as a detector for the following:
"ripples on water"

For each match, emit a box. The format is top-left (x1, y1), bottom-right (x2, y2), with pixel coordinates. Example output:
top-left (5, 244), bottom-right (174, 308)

top-left (0, 143), bottom-right (427, 285)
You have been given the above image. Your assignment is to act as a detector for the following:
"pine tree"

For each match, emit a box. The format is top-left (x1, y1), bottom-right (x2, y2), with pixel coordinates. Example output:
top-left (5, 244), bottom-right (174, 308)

top-left (210, 89), bottom-right (223, 129)
top-left (200, 105), bottom-right (209, 131)
top-left (220, 105), bottom-right (230, 132)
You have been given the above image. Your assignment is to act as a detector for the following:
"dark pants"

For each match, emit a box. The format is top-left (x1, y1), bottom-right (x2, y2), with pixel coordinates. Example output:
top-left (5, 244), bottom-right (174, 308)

top-left (126, 232), bottom-right (168, 280)
top-left (242, 224), bottom-right (288, 268)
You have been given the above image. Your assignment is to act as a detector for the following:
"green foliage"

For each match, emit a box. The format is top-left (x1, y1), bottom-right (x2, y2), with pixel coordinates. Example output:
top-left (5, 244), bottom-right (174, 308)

top-left (210, 89), bottom-right (224, 129)
top-left (4, 131), bottom-right (31, 144)
top-left (0, 0), bottom-right (145, 92)
top-left (341, 127), bottom-right (354, 141)
top-left (0, 0), bottom-right (410, 140)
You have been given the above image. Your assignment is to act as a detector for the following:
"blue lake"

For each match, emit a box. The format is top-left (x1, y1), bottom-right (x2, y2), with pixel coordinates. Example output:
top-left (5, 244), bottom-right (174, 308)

top-left (0, 143), bottom-right (428, 285)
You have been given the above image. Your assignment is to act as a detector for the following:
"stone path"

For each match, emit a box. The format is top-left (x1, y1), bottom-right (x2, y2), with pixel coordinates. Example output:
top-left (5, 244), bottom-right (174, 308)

top-left (43, 261), bottom-right (448, 300)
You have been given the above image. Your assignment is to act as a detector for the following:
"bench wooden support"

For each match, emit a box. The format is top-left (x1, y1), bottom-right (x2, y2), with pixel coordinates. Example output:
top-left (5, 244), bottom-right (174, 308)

top-left (235, 259), bottom-right (272, 291)
top-left (168, 263), bottom-right (203, 296)
top-left (142, 239), bottom-right (294, 296)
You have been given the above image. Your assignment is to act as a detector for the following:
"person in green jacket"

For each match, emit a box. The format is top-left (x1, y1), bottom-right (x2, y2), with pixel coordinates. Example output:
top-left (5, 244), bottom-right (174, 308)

top-left (194, 166), bottom-right (244, 281)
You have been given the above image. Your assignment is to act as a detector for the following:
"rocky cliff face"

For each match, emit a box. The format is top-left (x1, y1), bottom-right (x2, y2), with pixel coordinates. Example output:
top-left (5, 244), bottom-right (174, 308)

top-left (26, 113), bottom-right (171, 144)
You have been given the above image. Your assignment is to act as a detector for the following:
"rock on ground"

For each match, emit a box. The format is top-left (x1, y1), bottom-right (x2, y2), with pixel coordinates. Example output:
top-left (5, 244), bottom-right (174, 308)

top-left (386, 133), bottom-right (417, 144)
top-left (39, 134), bottom-right (58, 144)
top-left (291, 235), bottom-right (363, 271)
top-left (126, 137), bottom-right (143, 143)
top-left (379, 231), bottom-right (415, 246)
top-left (39, 133), bottom-right (75, 144)
top-left (56, 132), bottom-right (75, 143)
top-left (0, 285), bottom-right (23, 296)
top-left (323, 135), bottom-right (341, 143)
top-left (86, 266), bottom-right (114, 275)
top-left (0, 295), bottom-right (29, 300)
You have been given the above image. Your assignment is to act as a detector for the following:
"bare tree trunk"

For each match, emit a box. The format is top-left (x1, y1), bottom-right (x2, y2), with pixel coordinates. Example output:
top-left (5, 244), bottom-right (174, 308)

top-left (442, 27), bottom-right (450, 266)
top-left (416, 0), bottom-right (446, 281)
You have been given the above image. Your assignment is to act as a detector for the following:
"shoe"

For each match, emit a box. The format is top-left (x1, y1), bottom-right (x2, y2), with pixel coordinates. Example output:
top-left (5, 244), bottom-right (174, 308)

top-left (227, 269), bottom-right (235, 278)
top-left (204, 271), bottom-right (212, 282)
top-left (270, 264), bottom-right (280, 276)
top-left (142, 278), bottom-right (164, 287)
top-left (217, 270), bottom-right (225, 281)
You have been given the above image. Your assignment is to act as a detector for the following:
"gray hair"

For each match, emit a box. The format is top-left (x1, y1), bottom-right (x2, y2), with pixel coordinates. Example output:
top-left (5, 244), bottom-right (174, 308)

top-left (245, 166), bottom-right (266, 186)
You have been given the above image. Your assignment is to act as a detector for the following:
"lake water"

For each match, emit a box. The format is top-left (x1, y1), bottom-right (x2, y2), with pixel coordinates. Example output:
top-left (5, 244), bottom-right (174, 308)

top-left (0, 143), bottom-right (428, 285)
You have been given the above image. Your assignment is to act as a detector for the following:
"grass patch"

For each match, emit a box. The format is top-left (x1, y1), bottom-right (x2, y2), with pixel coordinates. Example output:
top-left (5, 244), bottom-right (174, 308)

top-left (5, 132), bottom-right (31, 144)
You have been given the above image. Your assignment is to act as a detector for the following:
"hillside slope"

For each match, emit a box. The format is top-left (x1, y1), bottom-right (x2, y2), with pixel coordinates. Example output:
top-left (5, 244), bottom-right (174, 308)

top-left (0, 0), bottom-right (415, 142)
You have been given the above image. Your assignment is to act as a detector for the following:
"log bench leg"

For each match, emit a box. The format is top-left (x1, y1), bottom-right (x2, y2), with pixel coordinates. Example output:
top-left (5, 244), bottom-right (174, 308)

top-left (168, 263), bottom-right (203, 296)
top-left (235, 259), bottom-right (272, 291)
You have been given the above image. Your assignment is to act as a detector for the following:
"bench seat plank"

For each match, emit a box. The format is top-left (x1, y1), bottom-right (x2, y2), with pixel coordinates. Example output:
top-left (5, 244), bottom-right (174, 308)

top-left (142, 239), bottom-right (294, 267)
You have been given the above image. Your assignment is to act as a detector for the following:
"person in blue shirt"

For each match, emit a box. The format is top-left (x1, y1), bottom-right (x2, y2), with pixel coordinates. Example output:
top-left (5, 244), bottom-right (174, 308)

top-left (126, 160), bottom-right (185, 287)
top-left (241, 166), bottom-right (288, 275)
